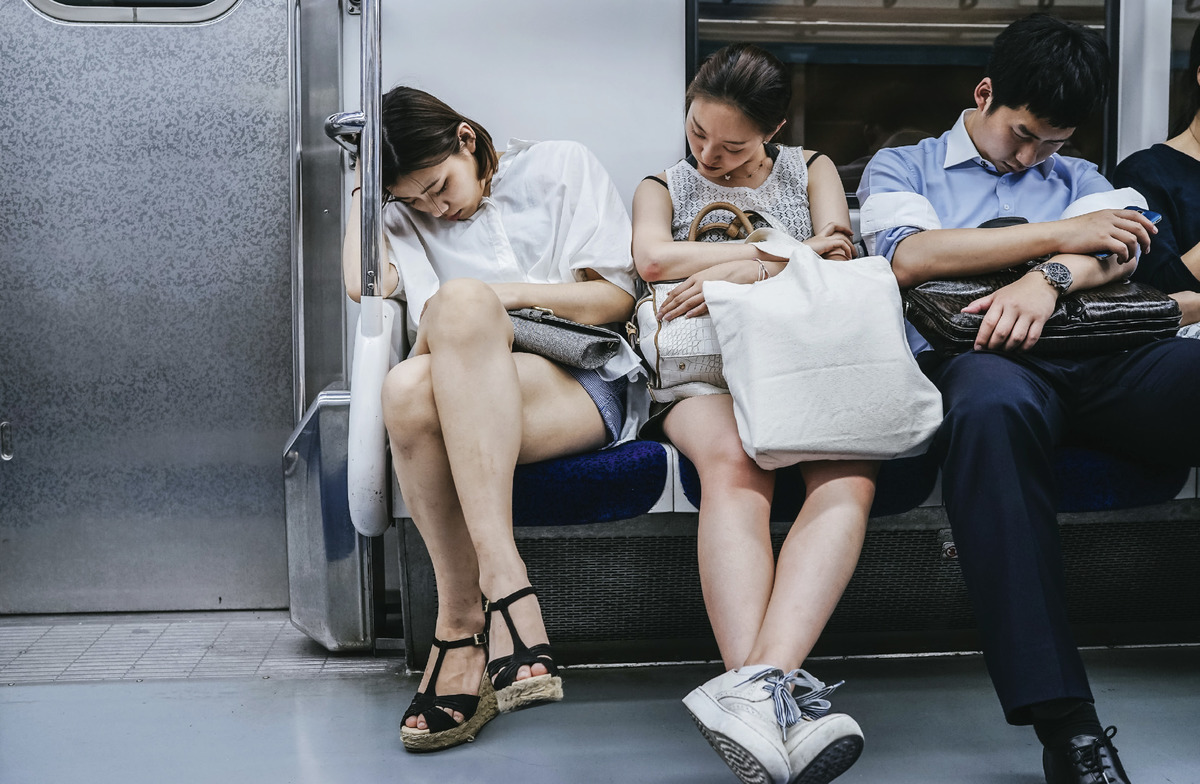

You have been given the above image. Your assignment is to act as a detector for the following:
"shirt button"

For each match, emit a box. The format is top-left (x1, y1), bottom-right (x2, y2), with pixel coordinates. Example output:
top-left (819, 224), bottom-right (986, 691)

top-left (1003, 204), bottom-right (1011, 210)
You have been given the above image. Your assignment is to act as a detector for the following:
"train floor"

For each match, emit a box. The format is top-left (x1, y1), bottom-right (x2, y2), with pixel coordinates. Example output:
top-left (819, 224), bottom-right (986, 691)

top-left (1, 612), bottom-right (1198, 783)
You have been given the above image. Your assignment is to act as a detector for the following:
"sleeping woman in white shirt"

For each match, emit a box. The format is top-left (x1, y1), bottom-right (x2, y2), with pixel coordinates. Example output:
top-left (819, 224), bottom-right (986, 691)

top-left (342, 86), bottom-right (644, 753)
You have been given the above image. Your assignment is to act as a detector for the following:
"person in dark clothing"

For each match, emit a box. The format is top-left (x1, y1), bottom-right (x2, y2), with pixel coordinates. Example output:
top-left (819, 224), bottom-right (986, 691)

top-left (1113, 22), bottom-right (1200, 329)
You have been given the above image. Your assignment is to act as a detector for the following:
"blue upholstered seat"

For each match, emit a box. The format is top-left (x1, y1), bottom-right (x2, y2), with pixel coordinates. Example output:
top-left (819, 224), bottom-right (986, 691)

top-left (1053, 446), bottom-right (1190, 513)
top-left (512, 439), bottom-right (669, 527)
top-left (504, 440), bottom-right (1189, 528)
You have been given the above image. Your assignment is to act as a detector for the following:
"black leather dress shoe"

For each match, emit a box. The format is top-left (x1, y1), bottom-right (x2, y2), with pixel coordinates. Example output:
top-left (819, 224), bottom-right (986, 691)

top-left (1043, 726), bottom-right (1131, 784)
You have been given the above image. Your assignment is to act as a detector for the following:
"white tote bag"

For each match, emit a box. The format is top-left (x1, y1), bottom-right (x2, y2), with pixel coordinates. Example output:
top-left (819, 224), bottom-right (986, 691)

top-left (704, 243), bottom-right (943, 470)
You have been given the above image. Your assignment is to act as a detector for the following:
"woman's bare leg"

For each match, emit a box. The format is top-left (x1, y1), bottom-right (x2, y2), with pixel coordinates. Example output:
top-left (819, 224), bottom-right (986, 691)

top-left (383, 355), bottom-right (486, 730)
top-left (745, 460), bottom-right (877, 672)
top-left (417, 279), bottom-right (607, 683)
top-left (664, 395), bottom-right (776, 670)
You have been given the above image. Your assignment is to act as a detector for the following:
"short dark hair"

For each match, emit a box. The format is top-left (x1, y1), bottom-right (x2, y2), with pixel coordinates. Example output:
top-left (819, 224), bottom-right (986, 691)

top-left (686, 43), bottom-right (791, 136)
top-left (985, 13), bottom-right (1109, 129)
top-left (379, 86), bottom-right (499, 189)
top-left (1171, 23), bottom-right (1200, 137)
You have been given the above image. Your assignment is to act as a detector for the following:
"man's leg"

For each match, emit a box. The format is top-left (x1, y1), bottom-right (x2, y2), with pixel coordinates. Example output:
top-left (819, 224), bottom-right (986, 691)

top-left (926, 351), bottom-right (1089, 722)
top-left (1074, 336), bottom-right (1200, 463)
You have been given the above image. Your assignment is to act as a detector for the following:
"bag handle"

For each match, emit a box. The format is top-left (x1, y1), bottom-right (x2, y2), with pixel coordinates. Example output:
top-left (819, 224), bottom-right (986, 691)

top-left (688, 201), bottom-right (757, 242)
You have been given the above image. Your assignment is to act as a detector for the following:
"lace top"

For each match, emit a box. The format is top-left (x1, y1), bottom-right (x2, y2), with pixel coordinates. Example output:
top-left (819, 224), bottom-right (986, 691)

top-left (665, 144), bottom-right (814, 243)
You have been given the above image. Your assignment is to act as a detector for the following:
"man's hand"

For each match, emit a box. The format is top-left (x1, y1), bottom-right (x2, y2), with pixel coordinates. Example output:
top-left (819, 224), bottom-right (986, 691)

top-left (962, 271), bottom-right (1060, 352)
top-left (1057, 209), bottom-right (1157, 264)
top-left (659, 259), bottom-right (761, 320)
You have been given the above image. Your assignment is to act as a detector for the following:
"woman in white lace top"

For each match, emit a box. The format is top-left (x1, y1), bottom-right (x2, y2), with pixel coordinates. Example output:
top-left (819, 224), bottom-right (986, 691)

top-left (631, 43), bottom-right (877, 784)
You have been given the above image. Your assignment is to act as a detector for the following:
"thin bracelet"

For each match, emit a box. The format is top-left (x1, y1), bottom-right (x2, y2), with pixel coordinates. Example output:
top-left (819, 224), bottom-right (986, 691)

top-left (351, 186), bottom-right (361, 197)
top-left (755, 259), bottom-right (769, 281)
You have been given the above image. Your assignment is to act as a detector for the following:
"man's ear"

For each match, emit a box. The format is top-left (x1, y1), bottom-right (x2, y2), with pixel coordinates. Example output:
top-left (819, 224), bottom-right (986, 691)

top-left (973, 78), bottom-right (994, 113)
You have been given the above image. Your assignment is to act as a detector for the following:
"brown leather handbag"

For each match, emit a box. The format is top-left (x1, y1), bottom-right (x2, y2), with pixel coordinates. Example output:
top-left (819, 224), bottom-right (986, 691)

top-left (902, 218), bottom-right (1181, 356)
top-left (688, 201), bottom-right (769, 241)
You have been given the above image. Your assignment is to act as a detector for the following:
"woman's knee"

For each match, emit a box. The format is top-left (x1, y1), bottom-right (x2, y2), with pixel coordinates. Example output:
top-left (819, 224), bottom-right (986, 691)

top-left (802, 465), bottom-right (878, 515)
top-left (381, 359), bottom-right (438, 438)
top-left (421, 279), bottom-right (511, 348)
top-left (689, 431), bottom-right (771, 488)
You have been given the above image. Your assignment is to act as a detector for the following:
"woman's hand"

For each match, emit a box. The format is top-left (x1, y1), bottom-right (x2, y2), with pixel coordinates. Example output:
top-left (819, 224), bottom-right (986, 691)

top-left (803, 221), bottom-right (856, 261)
top-left (658, 259), bottom-right (761, 320)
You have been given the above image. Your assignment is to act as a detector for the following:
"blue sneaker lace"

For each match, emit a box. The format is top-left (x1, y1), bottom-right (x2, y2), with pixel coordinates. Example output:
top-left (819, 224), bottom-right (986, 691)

top-left (737, 668), bottom-right (844, 741)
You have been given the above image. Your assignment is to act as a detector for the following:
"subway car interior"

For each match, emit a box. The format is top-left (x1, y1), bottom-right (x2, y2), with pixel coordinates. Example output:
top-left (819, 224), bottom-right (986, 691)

top-left (2, 0), bottom-right (1200, 782)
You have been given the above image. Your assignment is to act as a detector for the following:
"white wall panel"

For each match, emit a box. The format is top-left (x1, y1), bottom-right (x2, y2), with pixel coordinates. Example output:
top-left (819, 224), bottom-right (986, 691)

top-left (347, 0), bottom-right (686, 211)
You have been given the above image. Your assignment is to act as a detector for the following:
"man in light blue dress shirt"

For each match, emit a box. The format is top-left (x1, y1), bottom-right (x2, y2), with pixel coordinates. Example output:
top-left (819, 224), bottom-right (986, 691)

top-left (859, 14), bottom-right (1200, 784)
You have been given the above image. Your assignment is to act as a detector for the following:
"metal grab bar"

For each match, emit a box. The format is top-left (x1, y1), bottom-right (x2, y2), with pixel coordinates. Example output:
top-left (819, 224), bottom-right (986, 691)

top-left (324, 111), bottom-right (364, 161)
top-left (359, 0), bottom-right (382, 301)
top-left (323, 0), bottom-right (391, 538)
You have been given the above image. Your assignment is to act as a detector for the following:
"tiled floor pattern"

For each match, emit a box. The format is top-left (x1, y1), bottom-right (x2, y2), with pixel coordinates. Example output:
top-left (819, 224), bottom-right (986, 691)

top-left (0, 612), bottom-right (399, 684)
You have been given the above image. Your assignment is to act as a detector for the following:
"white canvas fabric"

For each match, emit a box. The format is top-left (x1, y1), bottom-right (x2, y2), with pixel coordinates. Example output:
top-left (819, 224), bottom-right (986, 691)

top-left (704, 242), bottom-right (944, 469)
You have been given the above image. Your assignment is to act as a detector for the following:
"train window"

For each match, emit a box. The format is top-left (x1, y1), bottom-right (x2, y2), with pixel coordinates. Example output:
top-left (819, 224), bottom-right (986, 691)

top-left (26, 0), bottom-right (238, 23)
top-left (1169, 2), bottom-right (1200, 134)
top-left (692, 0), bottom-right (1113, 196)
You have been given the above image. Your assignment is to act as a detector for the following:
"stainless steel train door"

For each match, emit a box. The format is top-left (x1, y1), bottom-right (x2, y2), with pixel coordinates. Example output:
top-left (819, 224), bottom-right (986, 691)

top-left (0, 0), bottom-right (295, 612)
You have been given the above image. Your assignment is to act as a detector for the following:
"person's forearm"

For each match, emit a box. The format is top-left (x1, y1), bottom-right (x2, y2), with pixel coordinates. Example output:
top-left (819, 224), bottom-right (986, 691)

top-left (1171, 290), bottom-right (1200, 327)
top-left (1055, 252), bottom-right (1135, 293)
top-left (633, 239), bottom-right (761, 282)
top-left (891, 222), bottom-right (1062, 288)
top-left (342, 172), bottom-right (363, 299)
top-left (1181, 241), bottom-right (1200, 282)
top-left (490, 279), bottom-right (635, 325)
top-left (342, 174), bottom-right (400, 301)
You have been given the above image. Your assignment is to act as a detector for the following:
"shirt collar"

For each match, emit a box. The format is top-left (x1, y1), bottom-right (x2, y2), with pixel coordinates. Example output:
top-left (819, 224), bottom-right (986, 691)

top-left (943, 109), bottom-right (1056, 177)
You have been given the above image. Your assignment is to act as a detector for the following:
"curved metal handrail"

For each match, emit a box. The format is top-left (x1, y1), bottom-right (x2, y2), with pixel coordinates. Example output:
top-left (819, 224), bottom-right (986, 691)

top-left (324, 111), bottom-right (363, 160)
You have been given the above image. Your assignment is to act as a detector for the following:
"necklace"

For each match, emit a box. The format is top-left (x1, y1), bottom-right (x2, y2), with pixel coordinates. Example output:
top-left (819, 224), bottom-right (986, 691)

top-left (723, 155), bottom-right (768, 181)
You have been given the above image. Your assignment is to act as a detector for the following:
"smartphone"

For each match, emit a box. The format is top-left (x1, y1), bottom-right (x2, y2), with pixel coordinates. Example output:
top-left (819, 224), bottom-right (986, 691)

top-left (1094, 206), bottom-right (1163, 260)
top-left (1125, 205), bottom-right (1163, 225)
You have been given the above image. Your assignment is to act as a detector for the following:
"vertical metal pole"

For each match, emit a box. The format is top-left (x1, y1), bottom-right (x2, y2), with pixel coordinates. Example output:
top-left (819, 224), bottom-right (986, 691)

top-left (359, 0), bottom-right (382, 308)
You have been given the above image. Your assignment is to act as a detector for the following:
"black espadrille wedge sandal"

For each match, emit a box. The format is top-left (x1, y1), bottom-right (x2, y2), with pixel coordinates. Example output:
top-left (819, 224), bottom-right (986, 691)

top-left (484, 586), bottom-right (564, 713)
top-left (400, 631), bottom-right (498, 752)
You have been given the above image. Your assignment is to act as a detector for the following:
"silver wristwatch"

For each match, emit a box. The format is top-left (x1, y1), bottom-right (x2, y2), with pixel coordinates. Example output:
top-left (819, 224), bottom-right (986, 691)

top-left (1032, 261), bottom-right (1072, 295)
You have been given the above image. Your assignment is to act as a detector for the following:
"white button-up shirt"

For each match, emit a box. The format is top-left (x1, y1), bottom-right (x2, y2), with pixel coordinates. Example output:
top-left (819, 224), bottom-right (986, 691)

top-left (381, 138), bottom-right (647, 439)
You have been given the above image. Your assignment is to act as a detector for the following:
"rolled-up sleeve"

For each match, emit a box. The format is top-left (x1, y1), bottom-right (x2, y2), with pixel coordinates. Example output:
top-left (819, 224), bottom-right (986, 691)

top-left (553, 142), bottom-right (639, 299)
top-left (857, 148), bottom-right (941, 260)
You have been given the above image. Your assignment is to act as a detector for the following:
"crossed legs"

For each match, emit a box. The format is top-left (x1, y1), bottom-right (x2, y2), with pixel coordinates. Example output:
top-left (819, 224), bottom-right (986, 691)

top-left (664, 394), bottom-right (877, 672)
top-left (386, 279), bottom-right (607, 730)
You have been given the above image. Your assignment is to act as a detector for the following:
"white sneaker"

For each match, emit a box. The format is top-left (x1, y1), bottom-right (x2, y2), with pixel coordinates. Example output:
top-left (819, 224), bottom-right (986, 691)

top-left (780, 670), bottom-right (863, 784)
top-left (682, 666), bottom-right (793, 784)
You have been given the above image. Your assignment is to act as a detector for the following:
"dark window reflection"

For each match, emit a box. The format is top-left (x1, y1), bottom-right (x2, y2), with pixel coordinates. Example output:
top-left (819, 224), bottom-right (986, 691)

top-left (697, 1), bottom-right (1109, 196)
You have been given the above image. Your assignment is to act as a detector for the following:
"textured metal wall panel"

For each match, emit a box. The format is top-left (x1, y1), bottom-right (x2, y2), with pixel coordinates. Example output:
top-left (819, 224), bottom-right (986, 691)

top-left (297, 0), bottom-right (347, 413)
top-left (0, 0), bottom-right (294, 612)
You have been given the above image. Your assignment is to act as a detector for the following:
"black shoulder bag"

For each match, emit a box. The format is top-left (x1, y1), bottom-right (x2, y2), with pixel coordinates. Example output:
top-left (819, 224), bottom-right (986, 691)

top-left (901, 217), bottom-right (1181, 356)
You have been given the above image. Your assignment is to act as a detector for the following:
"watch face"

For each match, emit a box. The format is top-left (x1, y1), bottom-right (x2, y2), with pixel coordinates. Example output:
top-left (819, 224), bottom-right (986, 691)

top-left (1039, 262), bottom-right (1072, 291)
